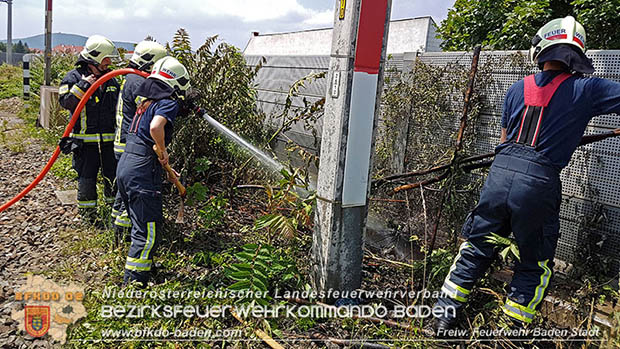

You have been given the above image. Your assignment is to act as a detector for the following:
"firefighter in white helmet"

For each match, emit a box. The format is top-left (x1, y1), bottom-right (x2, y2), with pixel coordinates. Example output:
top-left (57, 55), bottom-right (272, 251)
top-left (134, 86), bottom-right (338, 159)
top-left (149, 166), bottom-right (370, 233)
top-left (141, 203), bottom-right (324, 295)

top-left (116, 57), bottom-right (191, 286)
top-left (434, 16), bottom-right (620, 334)
top-left (112, 40), bottom-right (167, 243)
top-left (59, 35), bottom-right (120, 225)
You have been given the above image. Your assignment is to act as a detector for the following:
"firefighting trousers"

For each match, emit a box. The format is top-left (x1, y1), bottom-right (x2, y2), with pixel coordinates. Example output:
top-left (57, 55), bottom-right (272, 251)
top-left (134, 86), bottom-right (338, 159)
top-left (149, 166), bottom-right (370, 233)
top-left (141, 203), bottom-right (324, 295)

top-left (434, 143), bottom-right (562, 324)
top-left (116, 138), bottom-right (163, 285)
top-left (72, 142), bottom-right (116, 214)
top-left (112, 152), bottom-right (131, 232)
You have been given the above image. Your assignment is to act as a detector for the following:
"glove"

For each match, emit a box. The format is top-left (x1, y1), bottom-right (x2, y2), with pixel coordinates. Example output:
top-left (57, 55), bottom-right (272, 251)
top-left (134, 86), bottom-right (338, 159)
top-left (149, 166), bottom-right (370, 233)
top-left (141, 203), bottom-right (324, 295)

top-left (58, 137), bottom-right (83, 154)
top-left (178, 88), bottom-right (200, 117)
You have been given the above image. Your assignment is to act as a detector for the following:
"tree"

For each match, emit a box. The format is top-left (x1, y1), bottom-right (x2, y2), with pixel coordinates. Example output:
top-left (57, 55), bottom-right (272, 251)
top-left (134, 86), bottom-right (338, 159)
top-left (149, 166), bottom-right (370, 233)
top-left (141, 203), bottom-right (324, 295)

top-left (438, 0), bottom-right (620, 51)
top-left (572, 0), bottom-right (620, 49)
top-left (14, 40), bottom-right (25, 53)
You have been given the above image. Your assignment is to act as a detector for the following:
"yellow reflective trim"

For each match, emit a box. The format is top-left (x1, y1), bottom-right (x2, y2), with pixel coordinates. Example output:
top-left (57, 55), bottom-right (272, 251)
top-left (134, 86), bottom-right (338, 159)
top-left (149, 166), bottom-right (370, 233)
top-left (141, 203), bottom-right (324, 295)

top-left (80, 109), bottom-right (87, 133)
top-left (59, 85), bottom-right (69, 95)
top-left (114, 142), bottom-right (126, 153)
top-left (70, 85), bottom-right (85, 99)
top-left (125, 264), bottom-right (151, 271)
top-left (106, 86), bottom-right (118, 93)
top-left (506, 299), bottom-right (536, 315)
top-left (441, 285), bottom-right (467, 302)
top-left (77, 200), bottom-right (97, 208)
top-left (141, 222), bottom-right (156, 260)
top-left (70, 133), bottom-right (114, 142)
top-left (445, 279), bottom-right (470, 295)
top-left (503, 300), bottom-right (534, 323)
top-left (70, 133), bottom-right (99, 141)
top-left (126, 256), bottom-right (151, 271)
top-left (126, 256), bottom-right (151, 265)
top-left (115, 79), bottom-right (126, 144)
top-left (443, 242), bottom-right (471, 288)
top-left (503, 307), bottom-right (532, 323)
top-left (528, 260), bottom-right (552, 310)
top-left (115, 216), bottom-right (131, 225)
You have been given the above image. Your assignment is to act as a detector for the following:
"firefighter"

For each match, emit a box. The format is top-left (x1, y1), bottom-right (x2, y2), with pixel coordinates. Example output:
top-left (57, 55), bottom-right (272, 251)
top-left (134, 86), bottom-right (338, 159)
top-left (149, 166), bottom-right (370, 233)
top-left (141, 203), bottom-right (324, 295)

top-left (59, 35), bottom-right (120, 225)
top-left (116, 56), bottom-right (190, 286)
top-left (434, 16), bottom-right (620, 332)
top-left (112, 40), bottom-right (167, 242)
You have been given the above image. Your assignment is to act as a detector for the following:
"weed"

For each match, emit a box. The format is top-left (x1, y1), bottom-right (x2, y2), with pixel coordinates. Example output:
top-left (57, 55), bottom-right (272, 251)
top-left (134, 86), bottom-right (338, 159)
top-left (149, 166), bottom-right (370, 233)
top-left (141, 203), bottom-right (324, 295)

top-left (197, 194), bottom-right (228, 230)
top-left (50, 154), bottom-right (77, 180)
top-left (254, 168), bottom-right (315, 242)
top-left (224, 243), bottom-right (301, 304)
top-left (485, 232), bottom-right (520, 262)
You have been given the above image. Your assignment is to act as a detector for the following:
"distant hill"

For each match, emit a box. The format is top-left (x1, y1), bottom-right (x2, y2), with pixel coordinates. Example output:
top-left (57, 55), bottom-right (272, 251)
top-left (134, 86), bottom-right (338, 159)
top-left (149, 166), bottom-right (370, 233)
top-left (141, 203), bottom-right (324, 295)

top-left (1, 33), bottom-right (135, 51)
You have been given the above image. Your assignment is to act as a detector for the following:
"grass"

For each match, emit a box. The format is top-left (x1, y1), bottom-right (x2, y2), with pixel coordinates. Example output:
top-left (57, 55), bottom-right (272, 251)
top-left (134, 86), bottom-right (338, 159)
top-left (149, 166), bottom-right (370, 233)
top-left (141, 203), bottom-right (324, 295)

top-left (0, 116), bottom-right (30, 153)
top-left (51, 155), bottom-right (78, 180)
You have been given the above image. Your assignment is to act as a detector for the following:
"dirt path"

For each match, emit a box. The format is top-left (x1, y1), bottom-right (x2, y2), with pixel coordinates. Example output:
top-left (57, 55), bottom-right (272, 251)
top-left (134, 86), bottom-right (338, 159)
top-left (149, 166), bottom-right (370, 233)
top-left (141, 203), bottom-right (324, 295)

top-left (0, 107), bottom-right (85, 348)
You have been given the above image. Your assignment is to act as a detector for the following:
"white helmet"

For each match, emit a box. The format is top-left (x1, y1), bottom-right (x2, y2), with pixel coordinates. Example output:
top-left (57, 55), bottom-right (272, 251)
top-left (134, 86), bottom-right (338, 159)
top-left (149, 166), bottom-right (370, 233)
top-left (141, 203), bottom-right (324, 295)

top-left (80, 35), bottom-right (119, 65)
top-left (150, 57), bottom-right (190, 94)
top-left (130, 41), bottom-right (167, 70)
top-left (529, 16), bottom-right (587, 64)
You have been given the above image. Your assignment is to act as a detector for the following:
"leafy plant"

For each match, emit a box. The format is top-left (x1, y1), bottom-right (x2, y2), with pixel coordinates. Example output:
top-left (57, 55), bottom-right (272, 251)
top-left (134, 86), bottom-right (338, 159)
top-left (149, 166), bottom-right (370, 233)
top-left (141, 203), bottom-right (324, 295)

top-left (485, 232), bottom-right (520, 262)
top-left (194, 156), bottom-right (212, 174)
top-left (197, 194), bottom-right (228, 230)
top-left (254, 168), bottom-right (315, 242)
top-left (225, 243), bottom-right (300, 304)
top-left (50, 155), bottom-right (78, 180)
top-left (185, 182), bottom-right (208, 206)
top-left (166, 29), bottom-right (266, 183)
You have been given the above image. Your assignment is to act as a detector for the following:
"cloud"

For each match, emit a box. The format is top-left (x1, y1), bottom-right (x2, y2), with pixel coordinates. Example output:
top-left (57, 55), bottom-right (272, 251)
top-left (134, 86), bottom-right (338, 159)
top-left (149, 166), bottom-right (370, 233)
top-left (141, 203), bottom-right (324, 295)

top-left (302, 9), bottom-right (334, 27)
top-left (0, 0), bottom-right (450, 49)
top-left (1, 0), bottom-right (336, 48)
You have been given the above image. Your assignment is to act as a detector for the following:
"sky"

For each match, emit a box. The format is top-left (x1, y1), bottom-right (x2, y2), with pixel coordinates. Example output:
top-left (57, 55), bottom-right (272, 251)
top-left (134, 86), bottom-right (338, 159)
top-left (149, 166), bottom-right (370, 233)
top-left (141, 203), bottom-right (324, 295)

top-left (0, 0), bottom-right (455, 49)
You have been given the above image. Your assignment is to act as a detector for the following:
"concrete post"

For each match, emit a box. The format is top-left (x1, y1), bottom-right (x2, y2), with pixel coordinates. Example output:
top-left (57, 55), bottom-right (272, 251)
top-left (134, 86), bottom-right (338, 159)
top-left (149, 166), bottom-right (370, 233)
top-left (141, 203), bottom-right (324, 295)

top-left (312, 0), bottom-right (392, 295)
top-left (6, 0), bottom-right (11, 65)
top-left (1, 0), bottom-right (12, 65)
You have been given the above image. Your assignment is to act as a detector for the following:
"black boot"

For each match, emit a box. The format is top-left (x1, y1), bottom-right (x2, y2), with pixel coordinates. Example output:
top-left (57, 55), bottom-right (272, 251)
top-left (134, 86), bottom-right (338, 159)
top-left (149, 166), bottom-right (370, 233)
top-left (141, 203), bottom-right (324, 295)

top-left (433, 318), bottom-right (456, 339)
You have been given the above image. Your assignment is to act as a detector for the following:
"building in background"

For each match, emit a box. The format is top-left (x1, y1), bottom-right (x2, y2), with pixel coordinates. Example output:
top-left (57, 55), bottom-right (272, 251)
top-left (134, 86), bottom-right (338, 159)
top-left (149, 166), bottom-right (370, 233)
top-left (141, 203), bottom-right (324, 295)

top-left (243, 16), bottom-right (442, 164)
top-left (244, 17), bottom-right (442, 56)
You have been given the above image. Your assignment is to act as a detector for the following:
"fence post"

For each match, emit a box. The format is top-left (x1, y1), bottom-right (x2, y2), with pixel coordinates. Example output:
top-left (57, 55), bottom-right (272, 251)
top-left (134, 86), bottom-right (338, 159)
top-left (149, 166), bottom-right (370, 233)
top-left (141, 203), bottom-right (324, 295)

top-left (390, 51), bottom-right (417, 174)
top-left (22, 54), bottom-right (31, 101)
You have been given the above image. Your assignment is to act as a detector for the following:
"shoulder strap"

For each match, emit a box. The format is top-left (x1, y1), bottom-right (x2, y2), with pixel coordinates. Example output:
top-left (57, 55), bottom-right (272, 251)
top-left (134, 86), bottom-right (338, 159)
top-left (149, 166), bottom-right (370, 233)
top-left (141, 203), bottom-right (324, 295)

top-left (514, 73), bottom-right (572, 147)
top-left (523, 73), bottom-right (572, 107)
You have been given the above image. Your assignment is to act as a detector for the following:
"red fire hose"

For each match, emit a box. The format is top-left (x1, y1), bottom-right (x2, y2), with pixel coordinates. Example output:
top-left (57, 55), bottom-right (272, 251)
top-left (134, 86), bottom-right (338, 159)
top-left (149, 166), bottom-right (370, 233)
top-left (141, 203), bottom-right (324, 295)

top-left (0, 68), bottom-right (149, 213)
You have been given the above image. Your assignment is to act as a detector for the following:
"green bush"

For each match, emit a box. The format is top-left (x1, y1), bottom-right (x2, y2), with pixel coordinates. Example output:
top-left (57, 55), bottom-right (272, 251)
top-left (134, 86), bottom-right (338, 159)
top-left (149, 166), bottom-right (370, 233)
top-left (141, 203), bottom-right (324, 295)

top-left (166, 29), bottom-right (266, 182)
top-left (0, 64), bottom-right (21, 99)
top-left (30, 53), bottom-right (77, 96)
top-left (28, 53), bottom-right (77, 131)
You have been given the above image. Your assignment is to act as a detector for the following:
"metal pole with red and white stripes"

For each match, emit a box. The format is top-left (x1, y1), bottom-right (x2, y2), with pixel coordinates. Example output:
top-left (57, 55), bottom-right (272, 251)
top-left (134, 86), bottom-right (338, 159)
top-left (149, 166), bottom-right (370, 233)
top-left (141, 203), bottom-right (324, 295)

top-left (313, 0), bottom-right (391, 293)
top-left (44, 0), bottom-right (53, 85)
